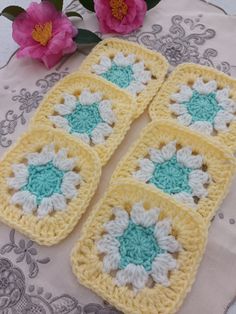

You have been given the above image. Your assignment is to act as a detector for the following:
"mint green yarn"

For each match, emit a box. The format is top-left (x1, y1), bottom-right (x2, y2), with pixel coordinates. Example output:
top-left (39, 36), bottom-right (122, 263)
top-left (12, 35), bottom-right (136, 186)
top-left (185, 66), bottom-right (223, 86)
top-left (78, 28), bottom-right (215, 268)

top-left (101, 63), bottom-right (134, 88)
top-left (118, 221), bottom-right (165, 271)
top-left (149, 156), bottom-right (192, 195)
top-left (65, 102), bottom-right (102, 135)
top-left (184, 91), bottom-right (220, 123)
top-left (23, 162), bottom-right (64, 205)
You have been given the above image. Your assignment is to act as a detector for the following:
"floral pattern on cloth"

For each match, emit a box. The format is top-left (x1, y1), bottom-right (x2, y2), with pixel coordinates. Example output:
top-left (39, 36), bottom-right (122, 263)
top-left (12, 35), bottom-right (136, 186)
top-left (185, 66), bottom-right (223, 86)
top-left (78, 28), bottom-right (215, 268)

top-left (133, 141), bottom-right (210, 208)
top-left (97, 203), bottom-right (180, 291)
top-left (49, 90), bottom-right (116, 145)
top-left (92, 52), bottom-right (151, 96)
top-left (170, 78), bottom-right (236, 135)
top-left (7, 144), bottom-right (81, 218)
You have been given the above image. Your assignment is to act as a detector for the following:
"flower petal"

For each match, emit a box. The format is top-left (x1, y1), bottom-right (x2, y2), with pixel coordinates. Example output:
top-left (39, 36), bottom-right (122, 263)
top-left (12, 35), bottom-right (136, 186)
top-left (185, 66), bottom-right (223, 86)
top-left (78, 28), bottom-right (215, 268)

top-left (193, 78), bottom-right (217, 94)
top-left (171, 85), bottom-right (193, 102)
top-left (132, 61), bottom-right (145, 72)
top-left (149, 148), bottom-right (164, 163)
top-left (97, 234), bottom-right (120, 254)
top-left (26, 144), bottom-right (55, 166)
top-left (133, 158), bottom-right (155, 182)
top-left (218, 100), bottom-right (236, 113)
top-left (11, 190), bottom-right (36, 214)
top-left (92, 56), bottom-right (111, 74)
top-left (49, 115), bottom-right (71, 132)
top-left (103, 253), bottom-right (120, 273)
top-left (63, 171), bottom-right (81, 186)
top-left (72, 132), bottom-right (90, 144)
top-left (99, 100), bottom-right (116, 124)
top-left (170, 103), bottom-right (187, 115)
top-left (126, 81), bottom-right (145, 95)
top-left (114, 52), bottom-right (135, 66)
top-left (7, 164), bottom-right (29, 189)
top-left (154, 219), bottom-right (172, 240)
top-left (189, 170), bottom-right (209, 198)
top-left (177, 113), bottom-right (192, 126)
top-left (61, 181), bottom-right (77, 199)
top-left (104, 208), bottom-right (129, 237)
top-left (161, 141), bottom-right (176, 160)
top-left (53, 149), bottom-right (76, 171)
top-left (116, 264), bottom-right (148, 290)
top-left (151, 253), bottom-right (177, 286)
top-left (190, 121), bottom-right (213, 135)
top-left (37, 197), bottom-right (53, 217)
top-left (50, 193), bottom-right (67, 211)
top-left (214, 110), bottom-right (235, 132)
top-left (131, 202), bottom-right (160, 227)
top-left (134, 70), bottom-right (151, 84)
top-left (215, 87), bottom-right (230, 103)
top-left (173, 192), bottom-right (196, 208)
top-left (63, 93), bottom-right (77, 109)
top-left (176, 147), bottom-right (203, 169)
top-left (54, 104), bottom-right (74, 115)
top-left (79, 89), bottom-right (102, 105)
top-left (91, 123), bottom-right (113, 145)
top-left (157, 235), bottom-right (180, 253)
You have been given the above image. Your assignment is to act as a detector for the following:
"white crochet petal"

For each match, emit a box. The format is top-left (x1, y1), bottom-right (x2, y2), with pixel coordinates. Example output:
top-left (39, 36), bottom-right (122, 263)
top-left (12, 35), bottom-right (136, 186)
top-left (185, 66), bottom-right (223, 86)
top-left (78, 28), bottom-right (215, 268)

top-left (79, 89), bottom-right (102, 105)
top-left (190, 121), bottom-right (213, 135)
top-left (173, 192), bottom-right (196, 208)
top-left (193, 78), bottom-right (217, 94)
top-left (91, 123), bottom-right (113, 145)
top-left (54, 104), bottom-right (74, 115)
top-left (161, 141), bottom-right (176, 161)
top-left (218, 100), bottom-right (236, 114)
top-left (26, 144), bottom-right (55, 166)
top-left (53, 149), bottom-right (76, 171)
top-left (113, 52), bottom-right (135, 66)
top-left (37, 197), bottom-right (53, 218)
top-left (133, 158), bottom-right (155, 182)
top-left (126, 81), bottom-right (145, 95)
top-left (131, 202), bottom-right (159, 227)
top-left (104, 208), bottom-right (129, 237)
top-left (98, 101), bottom-right (116, 124)
top-left (7, 164), bottom-right (29, 189)
top-left (149, 148), bottom-right (165, 164)
top-left (132, 61), bottom-right (145, 72)
top-left (134, 70), bottom-right (151, 84)
top-left (11, 191), bottom-right (37, 214)
top-left (154, 219), bottom-right (172, 240)
top-left (214, 110), bottom-right (235, 132)
top-left (176, 147), bottom-right (203, 169)
top-left (63, 171), bottom-right (81, 186)
top-left (72, 132), bottom-right (90, 144)
top-left (169, 103), bottom-right (187, 115)
top-left (151, 253), bottom-right (177, 286)
top-left (61, 180), bottom-right (77, 199)
top-left (116, 264), bottom-right (148, 290)
top-left (215, 87), bottom-right (230, 103)
top-left (50, 193), bottom-right (67, 211)
top-left (157, 235), bottom-right (180, 253)
top-left (22, 194), bottom-right (37, 214)
top-left (177, 113), bottom-right (192, 126)
top-left (97, 235), bottom-right (120, 254)
top-left (63, 93), bottom-right (77, 110)
top-left (189, 170), bottom-right (209, 198)
top-left (171, 85), bottom-right (193, 102)
top-left (49, 116), bottom-right (71, 132)
top-left (103, 252), bottom-right (120, 273)
top-left (92, 56), bottom-right (111, 74)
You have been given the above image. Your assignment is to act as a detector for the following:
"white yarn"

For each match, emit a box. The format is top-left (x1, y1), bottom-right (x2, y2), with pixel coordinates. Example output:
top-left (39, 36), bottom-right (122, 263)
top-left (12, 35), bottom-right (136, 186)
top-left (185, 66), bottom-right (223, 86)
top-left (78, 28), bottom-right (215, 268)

top-left (49, 115), bottom-right (71, 132)
top-left (79, 89), bottom-right (102, 105)
top-left (189, 121), bottom-right (213, 135)
top-left (214, 110), bottom-right (235, 132)
top-left (91, 123), bottom-right (113, 145)
top-left (130, 202), bottom-right (160, 227)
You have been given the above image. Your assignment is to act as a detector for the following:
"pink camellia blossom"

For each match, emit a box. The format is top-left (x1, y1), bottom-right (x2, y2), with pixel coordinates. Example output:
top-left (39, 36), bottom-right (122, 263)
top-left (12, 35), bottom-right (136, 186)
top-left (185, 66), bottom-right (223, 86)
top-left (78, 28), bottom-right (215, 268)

top-left (12, 1), bottom-right (78, 69)
top-left (94, 0), bottom-right (147, 35)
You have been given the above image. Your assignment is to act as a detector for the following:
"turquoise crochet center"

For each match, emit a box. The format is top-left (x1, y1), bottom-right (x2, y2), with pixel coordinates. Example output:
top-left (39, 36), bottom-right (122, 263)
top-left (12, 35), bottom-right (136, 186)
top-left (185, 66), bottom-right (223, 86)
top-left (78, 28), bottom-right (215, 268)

top-left (22, 162), bottom-right (64, 205)
top-left (184, 90), bottom-right (220, 123)
top-left (101, 63), bottom-right (134, 89)
top-left (65, 102), bottom-right (103, 135)
top-left (149, 156), bottom-right (192, 195)
top-left (117, 221), bottom-right (165, 271)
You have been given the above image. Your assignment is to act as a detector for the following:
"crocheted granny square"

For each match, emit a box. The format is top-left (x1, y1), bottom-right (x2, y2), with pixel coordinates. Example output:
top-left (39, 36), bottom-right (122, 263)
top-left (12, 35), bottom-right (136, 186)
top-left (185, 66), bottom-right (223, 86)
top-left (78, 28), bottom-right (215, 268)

top-left (112, 120), bottom-right (236, 225)
top-left (71, 181), bottom-right (206, 314)
top-left (79, 38), bottom-right (169, 118)
top-left (31, 73), bottom-right (134, 166)
top-left (149, 63), bottom-right (236, 153)
top-left (0, 127), bottom-right (101, 245)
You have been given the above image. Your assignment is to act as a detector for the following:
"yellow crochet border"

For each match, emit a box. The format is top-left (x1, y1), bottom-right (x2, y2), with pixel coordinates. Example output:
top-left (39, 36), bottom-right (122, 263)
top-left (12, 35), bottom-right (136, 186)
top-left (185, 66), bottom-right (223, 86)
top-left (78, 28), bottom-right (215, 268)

top-left (79, 38), bottom-right (169, 118)
top-left (0, 127), bottom-right (101, 246)
top-left (30, 73), bottom-right (135, 166)
top-left (149, 63), bottom-right (236, 153)
top-left (111, 120), bottom-right (236, 225)
top-left (71, 180), bottom-right (207, 314)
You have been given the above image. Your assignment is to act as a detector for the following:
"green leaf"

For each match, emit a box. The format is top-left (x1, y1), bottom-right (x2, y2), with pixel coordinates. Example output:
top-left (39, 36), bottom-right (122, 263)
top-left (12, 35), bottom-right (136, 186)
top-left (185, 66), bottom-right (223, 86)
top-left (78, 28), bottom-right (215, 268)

top-left (66, 11), bottom-right (83, 19)
top-left (42, 0), bottom-right (63, 11)
top-left (79, 0), bottom-right (95, 12)
top-left (0, 6), bottom-right (25, 21)
top-left (145, 0), bottom-right (161, 10)
top-left (74, 29), bottom-right (101, 45)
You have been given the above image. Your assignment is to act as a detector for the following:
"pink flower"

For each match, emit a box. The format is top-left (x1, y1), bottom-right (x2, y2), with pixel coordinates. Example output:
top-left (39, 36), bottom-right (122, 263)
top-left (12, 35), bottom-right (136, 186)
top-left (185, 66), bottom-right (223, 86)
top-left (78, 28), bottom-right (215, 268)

top-left (94, 0), bottom-right (147, 35)
top-left (12, 1), bottom-right (78, 69)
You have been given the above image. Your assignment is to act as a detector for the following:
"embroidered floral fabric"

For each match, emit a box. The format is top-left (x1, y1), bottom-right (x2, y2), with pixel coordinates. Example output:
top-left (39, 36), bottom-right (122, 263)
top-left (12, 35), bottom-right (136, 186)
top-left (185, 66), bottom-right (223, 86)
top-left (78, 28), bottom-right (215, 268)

top-left (32, 72), bottom-right (135, 166)
top-left (71, 182), bottom-right (207, 314)
top-left (149, 63), bottom-right (236, 153)
top-left (79, 38), bottom-right (169, 118)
